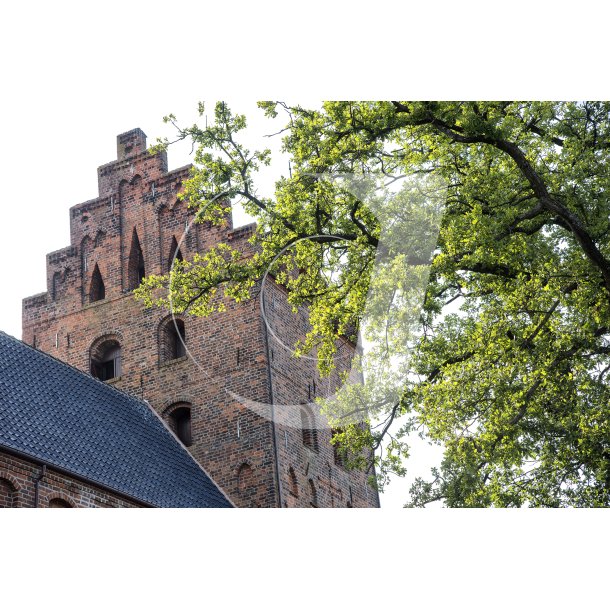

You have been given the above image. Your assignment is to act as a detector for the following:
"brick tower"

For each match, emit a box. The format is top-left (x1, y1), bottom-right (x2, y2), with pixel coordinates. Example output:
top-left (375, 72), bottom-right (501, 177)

top-left (22, 128), bottom-right (379, 508)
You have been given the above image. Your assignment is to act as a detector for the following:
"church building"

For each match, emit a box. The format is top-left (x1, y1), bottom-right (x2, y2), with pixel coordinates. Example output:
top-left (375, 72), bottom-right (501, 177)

top-left (15, 128), bottom-right (379, 508)
top-left (0, 330), bottom-right (232, 508)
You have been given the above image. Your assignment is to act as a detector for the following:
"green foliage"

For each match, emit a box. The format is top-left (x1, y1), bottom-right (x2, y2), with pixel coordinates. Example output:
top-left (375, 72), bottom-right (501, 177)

top-left (138, 101), bottom-right (610, 506)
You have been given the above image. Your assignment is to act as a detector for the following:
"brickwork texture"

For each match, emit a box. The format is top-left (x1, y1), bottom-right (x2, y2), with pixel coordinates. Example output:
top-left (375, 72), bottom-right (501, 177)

top-left (21, 128), bottom-right (380, 508)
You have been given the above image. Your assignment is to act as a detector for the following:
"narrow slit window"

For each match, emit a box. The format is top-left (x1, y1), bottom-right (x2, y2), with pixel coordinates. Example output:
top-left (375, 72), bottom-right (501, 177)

top-left (160, 318), bottom-right (186, 362)
top-left (309, 479), bottom-right (318, 508)
top-left (168, 235), bottom-right (184, 271)
top-left (89, 264), bottom-right (105, 302)
top-left (168, 405), bottom-right (192, 446)
top-left (127, 228), bottom-right (145, 289)
top-left (173, 319), bottom-right (186, 359)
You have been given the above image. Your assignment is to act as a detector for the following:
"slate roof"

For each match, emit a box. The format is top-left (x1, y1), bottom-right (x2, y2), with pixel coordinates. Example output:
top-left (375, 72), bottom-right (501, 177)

top-left (0, 331), bottom-right (232, 508)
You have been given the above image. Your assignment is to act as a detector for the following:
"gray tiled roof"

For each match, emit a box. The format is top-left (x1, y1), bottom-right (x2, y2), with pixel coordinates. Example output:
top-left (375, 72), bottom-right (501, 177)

top-left (0, 331), bottom-right (232, 508)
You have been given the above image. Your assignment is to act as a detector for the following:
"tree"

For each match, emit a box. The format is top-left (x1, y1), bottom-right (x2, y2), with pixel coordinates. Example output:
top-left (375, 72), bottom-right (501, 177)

top-left (137, 101), bottom-right (610, 507)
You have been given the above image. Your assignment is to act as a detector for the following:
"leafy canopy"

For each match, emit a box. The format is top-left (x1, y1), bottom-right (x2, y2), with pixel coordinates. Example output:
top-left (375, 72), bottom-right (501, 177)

top-left (137, 101), bottom-right (610, 507)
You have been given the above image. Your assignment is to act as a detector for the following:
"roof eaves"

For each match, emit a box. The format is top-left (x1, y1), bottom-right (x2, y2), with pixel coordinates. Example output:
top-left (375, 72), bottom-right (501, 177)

top-left (0, 442), bottom-right (155, 507)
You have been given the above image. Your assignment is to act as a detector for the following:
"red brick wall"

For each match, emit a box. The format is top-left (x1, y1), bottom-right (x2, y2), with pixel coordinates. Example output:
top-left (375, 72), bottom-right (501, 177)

top-left (262, 280), bottom-right (380, 508)
top-left (0, 452), bottom-right (142, 508)
top-left (0, 475), bottom-right (17, 508)
top-left (22, 129), bottom-right (379, 508)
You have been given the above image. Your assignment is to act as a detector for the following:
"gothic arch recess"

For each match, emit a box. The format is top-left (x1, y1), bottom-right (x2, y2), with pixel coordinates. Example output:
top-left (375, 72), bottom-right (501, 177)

top-left (163, 402), bottom-right (193, 447)
top-left (41, 489), bottom-right (76, 508)
top-left (89, 263), bottom-right (105, 302)
top-left (158, 315), bottom-right (186, 363)
top-left (127, 227), bottom-right (145, 290)
top-left (236, 462), bottom-right (260, 507)
top-left (52, 267), bottom-right (72, 302)
top-left (0, 475), bottom-right (18, 508)
top-left (48, 497), bottom-right (74, 508)
top-left (167, 235), bottom-right (184, 272)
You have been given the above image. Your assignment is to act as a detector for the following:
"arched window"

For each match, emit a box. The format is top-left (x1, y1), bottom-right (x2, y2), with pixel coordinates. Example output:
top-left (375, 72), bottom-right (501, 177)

top-left (167, 235), bottom-right (184, 272)
top-left (0, 478), bottom-right (17, 508)
top-left (308, 479), bottom-right (318, 508)
top-left (127, 228), bottom-right (145, 290)
top-left (49, 498), bottom-right (72, 508)
top-left (159, 317), bottom-right (186, 362)
top-left (91, 339), bottom-right (121, 381)
top-left (288, 467), bottom-right (298, 498)
top-left (300, 405), bottom-right (318, 452)
top-left (165, 403), bottom-right (192, 447)
top-left (89, 263), bottom-right (105, 302)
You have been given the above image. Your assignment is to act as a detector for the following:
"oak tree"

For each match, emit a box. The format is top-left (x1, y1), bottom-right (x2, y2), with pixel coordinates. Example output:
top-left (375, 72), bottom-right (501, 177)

top-left (138, 101), bottom-right (610, 507)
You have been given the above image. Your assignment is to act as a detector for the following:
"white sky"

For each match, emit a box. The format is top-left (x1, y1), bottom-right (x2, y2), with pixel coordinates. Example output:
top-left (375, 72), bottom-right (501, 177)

top-left (2, 1), bottom-right (609, 607)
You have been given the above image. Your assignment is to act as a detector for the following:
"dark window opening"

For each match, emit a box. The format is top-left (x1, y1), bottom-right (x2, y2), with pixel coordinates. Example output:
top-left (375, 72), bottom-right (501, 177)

top-left (127, 228), bottom-right (145, 290)
top-left (160, 318), bottom-right (186, 362)
top-left (309, 479), bottom-right (318, 508)
top-left (169, 406), bottom-right (192, 446)
top-left (173, 320), bottom-right (186, 359)
top-left (89, 263), bottom-right (105, 302)
top-left (168, 235), bottom-right (184, 271)
top-left (0, 478), bottom-right (17, 508)
top-left (49, 498), bottom-right (72, 508)
top-left (91, 340), bottom-right (121, 381)
top-left (170, 319), bottom-right (186, 360)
